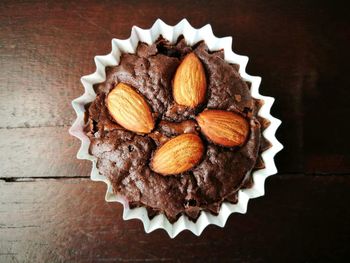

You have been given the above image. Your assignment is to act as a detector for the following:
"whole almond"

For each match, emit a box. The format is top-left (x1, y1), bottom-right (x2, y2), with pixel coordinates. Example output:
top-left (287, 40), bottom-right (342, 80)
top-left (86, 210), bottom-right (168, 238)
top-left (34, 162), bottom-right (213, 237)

top-left (173, 52), bottom-right (207, 108)
top-left (107, 83), bottom-right (154, 133)
top-left (196, 110), bottom-right (249, 147)
top-left (151, 133), bottom-right (204, 175)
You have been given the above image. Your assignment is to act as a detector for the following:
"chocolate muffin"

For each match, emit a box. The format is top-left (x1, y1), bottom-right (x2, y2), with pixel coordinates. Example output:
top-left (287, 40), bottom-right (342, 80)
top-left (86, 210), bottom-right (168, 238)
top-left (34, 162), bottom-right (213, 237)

top-left (85, 36), bottom-right (270, 223)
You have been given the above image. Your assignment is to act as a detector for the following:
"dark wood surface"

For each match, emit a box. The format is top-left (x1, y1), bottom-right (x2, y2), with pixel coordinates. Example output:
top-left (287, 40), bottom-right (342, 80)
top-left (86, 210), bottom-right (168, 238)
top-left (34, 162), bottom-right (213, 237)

top-left (0, 0), bottom-right (349, 262)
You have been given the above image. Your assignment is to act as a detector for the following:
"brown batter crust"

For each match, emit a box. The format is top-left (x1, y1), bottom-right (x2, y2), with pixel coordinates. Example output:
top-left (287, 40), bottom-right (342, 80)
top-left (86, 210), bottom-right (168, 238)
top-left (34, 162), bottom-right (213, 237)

top-left (86, 36), bottom-right (269, 222)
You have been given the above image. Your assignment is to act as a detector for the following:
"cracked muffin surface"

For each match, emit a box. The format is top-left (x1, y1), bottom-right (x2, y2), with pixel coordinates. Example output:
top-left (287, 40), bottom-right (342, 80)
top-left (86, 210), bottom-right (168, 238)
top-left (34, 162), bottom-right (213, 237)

top-left (86, 36), bottom-right (269, 222)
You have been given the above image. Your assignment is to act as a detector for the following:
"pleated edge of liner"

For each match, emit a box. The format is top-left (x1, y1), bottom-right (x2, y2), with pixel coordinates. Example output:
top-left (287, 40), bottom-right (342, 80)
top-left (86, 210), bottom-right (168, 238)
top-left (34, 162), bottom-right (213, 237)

top-left (69, 19), bottom-right (283, 238)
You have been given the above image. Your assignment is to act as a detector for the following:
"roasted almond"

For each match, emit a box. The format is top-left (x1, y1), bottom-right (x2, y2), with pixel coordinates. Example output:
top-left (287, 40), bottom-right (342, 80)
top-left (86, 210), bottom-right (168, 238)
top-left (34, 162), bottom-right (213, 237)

top-left (173, 52), bottom-right (207, 108)
top-left (196, 110), bottom-right (249, 147)
top-left (106, 83), bottom-right (154, 133)
top-left (151, 133), bottom-right (204, 175)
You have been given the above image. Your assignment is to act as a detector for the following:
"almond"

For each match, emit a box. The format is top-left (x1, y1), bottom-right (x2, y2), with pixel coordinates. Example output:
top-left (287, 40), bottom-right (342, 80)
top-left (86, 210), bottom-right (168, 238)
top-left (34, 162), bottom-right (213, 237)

top-left (151, 133), bottom-right (204, 175)
top-left (173, 52), bottom-right (207, 108)
top-left (106, 83), bottom-right (154, 133)
top-left (196, 110), bottom-right (249, 147)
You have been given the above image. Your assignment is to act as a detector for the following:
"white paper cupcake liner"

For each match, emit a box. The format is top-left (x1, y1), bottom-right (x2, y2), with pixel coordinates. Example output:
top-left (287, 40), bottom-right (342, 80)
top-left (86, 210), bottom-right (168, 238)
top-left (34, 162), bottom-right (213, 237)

top-left (69, 19), bottom-right (283, 238)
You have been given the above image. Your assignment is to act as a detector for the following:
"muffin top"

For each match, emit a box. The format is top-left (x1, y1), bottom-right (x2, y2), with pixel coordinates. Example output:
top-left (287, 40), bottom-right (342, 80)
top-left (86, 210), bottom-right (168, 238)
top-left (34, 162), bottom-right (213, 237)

top-left (86, 36), bottom-right (269, 222)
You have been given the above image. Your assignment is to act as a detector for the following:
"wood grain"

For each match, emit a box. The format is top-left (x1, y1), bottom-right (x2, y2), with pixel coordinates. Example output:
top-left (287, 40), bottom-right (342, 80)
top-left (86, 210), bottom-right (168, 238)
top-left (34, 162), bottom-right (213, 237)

top-left (1, 0), bottom-right (350, 173)
top-left (0, 175), bottom-right (349, 262)
top-left (0, 127), bottom-right (90, 178)
top-left (0, 1), bottom-right (350, 262)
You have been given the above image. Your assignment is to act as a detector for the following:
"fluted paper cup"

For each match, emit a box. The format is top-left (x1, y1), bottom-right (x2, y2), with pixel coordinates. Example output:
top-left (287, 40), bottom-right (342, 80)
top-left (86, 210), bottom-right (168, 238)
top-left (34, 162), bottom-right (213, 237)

top-left (69, 19), bottom-right (283, 238)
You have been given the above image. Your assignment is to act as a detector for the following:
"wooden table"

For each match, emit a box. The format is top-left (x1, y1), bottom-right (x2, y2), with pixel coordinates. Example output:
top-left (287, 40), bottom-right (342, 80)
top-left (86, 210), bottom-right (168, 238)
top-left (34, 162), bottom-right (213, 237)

top-left (1, 0), bottom-right (349, 262)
